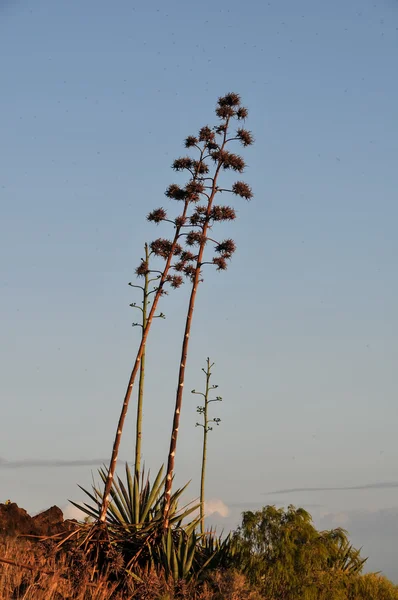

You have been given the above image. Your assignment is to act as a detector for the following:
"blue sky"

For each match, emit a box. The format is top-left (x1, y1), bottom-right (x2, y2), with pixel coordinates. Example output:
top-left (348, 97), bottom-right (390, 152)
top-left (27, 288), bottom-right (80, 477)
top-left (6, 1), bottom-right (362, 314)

top-left (1, 0), bottom-right (397, 580)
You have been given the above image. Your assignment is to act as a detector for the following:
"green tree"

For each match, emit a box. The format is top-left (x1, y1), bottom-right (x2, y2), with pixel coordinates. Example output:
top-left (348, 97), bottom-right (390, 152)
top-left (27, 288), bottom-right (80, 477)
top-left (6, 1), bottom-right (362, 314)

top-left (232, 505), bottom-right (367, 599)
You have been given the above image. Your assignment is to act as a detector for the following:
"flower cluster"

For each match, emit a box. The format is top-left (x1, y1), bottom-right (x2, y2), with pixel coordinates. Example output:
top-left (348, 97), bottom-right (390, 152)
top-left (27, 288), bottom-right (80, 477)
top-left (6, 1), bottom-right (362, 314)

top-left (136, 92), bottom-right (254, 291)
top-left (212, 238), bottom-right (236, 271)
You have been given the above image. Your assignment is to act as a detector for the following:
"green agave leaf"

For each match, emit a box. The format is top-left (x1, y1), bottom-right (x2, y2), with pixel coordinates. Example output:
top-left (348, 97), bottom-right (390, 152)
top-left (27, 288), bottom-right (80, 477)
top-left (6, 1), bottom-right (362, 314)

top-left (170, 538), bottom-right (179, 581)
top-left (125, 462), bottom-right (135, 522)
top-left (140, 466), bottom-right (164, 523)
top-left (133, 471), bottom-right (140, 525)
top-left (77, 484), bottom-right (101, 507)
top-left (107, 478), bottom-right (131, 522)
top-left (117, 475), bottom-right (134, 519)
top-left (68, 500), bottom-right (98, 521)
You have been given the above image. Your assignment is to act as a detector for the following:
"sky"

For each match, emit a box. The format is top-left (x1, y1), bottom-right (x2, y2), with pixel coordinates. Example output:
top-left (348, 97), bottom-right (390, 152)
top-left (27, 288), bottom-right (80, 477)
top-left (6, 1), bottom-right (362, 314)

top-left (1, 0), bottom-right (397, 581)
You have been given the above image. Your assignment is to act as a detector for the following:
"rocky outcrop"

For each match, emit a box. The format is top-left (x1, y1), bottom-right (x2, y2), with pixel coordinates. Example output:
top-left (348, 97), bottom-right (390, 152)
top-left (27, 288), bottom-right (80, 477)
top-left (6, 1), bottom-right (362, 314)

top-left (0, 502), bottom-right (77, 538)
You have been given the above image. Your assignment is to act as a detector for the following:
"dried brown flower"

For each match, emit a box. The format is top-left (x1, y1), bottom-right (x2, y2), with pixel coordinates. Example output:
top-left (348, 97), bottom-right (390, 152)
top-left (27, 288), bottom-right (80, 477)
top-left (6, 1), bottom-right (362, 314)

top-left (180, 250), bottom-right (195, 262)
top-left (173, 260), bottom-right (185, 272)
top-left (232, 181), bottom-right (253, 200)
top-left (215, 123), bottom-right (227, 134)
top-left (165, 184), bottom-right (187, 201)
top-left (185, 135), bottom-right (198, 148)
top-left (198, 126), bottom-right (215, 142)
top-left (216, 105), bottom-right (235, 119)
top-left (150, 238), bottom-right (182, 258)
top-left (211, 205), bottom-right (236, 221)
top-left (166, 274), bottom-right (184, 288)
top-left (192, 160), bottom-right (210, 175)
top-left (173, 157), bottom-right (194, 171)
top-left (218, 92), bottom-right (241, 107)
top-left (236, 128), bottom-right (254, 147)
top-left (147, 207), bottom-right (167, 223)
top-left (185, 180), bottom-right (205, 202)
top-left (213, 256), bottom-right (228, 270)
top-left (215, 238), bottom-right (236, 256)
top-left (236, 106), bottom-right (249, 120)
top-left (211, 150), bottom-right (245, 172)
top-left (174, 215), bottom-right (187, 227)
top-left (136, 260), bottom-right (149, 277)
top-left (184, 264), bottom-right (196, 281)
top-left (186, 231), bottom-right (207, 246)
top-left (190, 211), bottom-right (204, 226)
top-left (190, 205), bottom-right (208, 226)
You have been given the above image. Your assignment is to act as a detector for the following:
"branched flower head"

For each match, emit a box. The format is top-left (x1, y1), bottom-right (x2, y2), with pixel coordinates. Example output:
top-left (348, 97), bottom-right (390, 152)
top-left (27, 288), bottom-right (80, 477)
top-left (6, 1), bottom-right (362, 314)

top-left (136, 260), bottom-right (149, 277)
top-left (218, 92), bottom-right (241, 107)
top-left (198, 126), bottom-right (215, 142)
top-left (215, 123), bottom-right (227, 135)
top-left (165, 184), bottom-right (187, 201)
top-left (185, 180), bottom-right (205, 202)
top-left (184, 264), bottom-right (196, 282)
top-left (190, 205), bottom-right (209, 226)
top-left (175, 215), bottom-right (187, 227)
top-left (166, 274), bottom-right (184, 289)
top-left (192, 160), bottom-right (209, 175)
top-left (215, 93), bottom-right (242, 119)
top-left (173, 250), bottom-right (195, 273)
top-left (232, 181), bottom-right (253, 200)
top-left (211, 150), bottom-right (245, 172)
top-left (215, 238), bottom-right (236, 258)
top-left (236, 128), bottom-right (254, 147)
top-left (216, 105), bottom-right (235, 119)
top-left (211, 205), bottom-right (236, 221)
top-left (173, 157), bottom-right (193, 172)
top-left (180, 250), bottom-right (195, 262)
top-left (173, 260), bottom-right (185, 272)
top-left (213, 256), bottom-right (228, 271)
top-left (236, 106), bottom-right (249, 120)
top-left (150, 238), bottom-right (182, 258)
top-left (147, 207), bottom-right (167, 223)
top-left (190, 205), bottom-right (207, 227)
top-left (186, 231), bottom-right (207, 246)
top-left (185, 135), bottom-right (198, 148)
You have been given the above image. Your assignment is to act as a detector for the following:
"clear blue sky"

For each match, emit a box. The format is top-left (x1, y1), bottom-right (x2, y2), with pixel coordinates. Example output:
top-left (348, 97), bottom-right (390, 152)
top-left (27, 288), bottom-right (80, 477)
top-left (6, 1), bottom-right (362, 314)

top-left (1, 0), bottom-right (397, 580)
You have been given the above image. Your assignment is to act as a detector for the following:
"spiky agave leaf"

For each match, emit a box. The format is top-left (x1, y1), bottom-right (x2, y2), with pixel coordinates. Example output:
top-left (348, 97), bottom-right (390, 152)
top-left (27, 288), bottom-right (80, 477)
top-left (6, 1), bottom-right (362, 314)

top-left (75, 463), bottom-right (198, 530)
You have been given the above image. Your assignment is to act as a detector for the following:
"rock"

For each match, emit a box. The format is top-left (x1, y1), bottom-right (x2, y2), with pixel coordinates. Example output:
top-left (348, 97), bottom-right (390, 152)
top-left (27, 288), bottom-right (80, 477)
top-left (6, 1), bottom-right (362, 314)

top-left (32, 505), bottom-right (64, 536)
top-left (0, 502), bottom-right (78, 538)
top-left (0, 503), bottom-right (36, 536)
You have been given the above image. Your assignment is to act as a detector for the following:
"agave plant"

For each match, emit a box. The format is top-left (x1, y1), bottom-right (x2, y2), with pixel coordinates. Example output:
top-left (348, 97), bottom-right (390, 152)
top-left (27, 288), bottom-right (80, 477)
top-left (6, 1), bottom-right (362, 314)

top-left (64, 464), bottom-right (200, 574)
top-left (71, 464), bottom-right (197, 530)
top-left (150, 521), bottom-right (232, 582)
top-left (325, 529), bottom-right (367, 574)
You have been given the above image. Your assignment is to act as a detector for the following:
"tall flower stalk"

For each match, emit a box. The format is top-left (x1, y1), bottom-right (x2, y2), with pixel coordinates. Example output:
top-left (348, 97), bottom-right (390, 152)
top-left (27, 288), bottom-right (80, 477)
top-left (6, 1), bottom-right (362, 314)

top-left (129, 243), bottom-right (165, 480)
top-left (163, 93), bottom-right (254, 525)
top-left (192, 358), bottom-right (222, 535)
top-left (99, 142), bottom-right (209, 523)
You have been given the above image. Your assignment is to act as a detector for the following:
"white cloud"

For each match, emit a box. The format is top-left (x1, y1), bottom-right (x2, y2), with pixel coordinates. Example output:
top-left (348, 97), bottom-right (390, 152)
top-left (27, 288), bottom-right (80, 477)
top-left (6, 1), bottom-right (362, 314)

top-left (204, 498), bottom-right (229, 518)
top-left (62, 503), bottom-right (87, 521)
top-left (320, 511), bottom-right (350, 526)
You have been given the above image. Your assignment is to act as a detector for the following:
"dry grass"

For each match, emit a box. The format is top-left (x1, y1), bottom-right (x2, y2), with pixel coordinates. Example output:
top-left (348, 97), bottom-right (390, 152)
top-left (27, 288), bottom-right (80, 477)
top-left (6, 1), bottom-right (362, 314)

top-left (0, 537), bottom-right (261, 600)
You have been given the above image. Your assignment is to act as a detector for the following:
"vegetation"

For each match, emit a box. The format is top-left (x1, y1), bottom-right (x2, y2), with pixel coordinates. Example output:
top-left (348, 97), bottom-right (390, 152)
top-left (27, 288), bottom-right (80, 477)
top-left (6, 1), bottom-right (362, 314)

top-left (1, 93), bottom-right (397, 598)
top-left (192, 358), bottom-right (222, 535)
top-left (99, 92), bottom-right (253, 524)
top-left (162, 94), bottom-right (253, 524)
top-left (2, 514), bottom-right (398, 599)
top-left (129, 242), bottom-right (165, 480)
